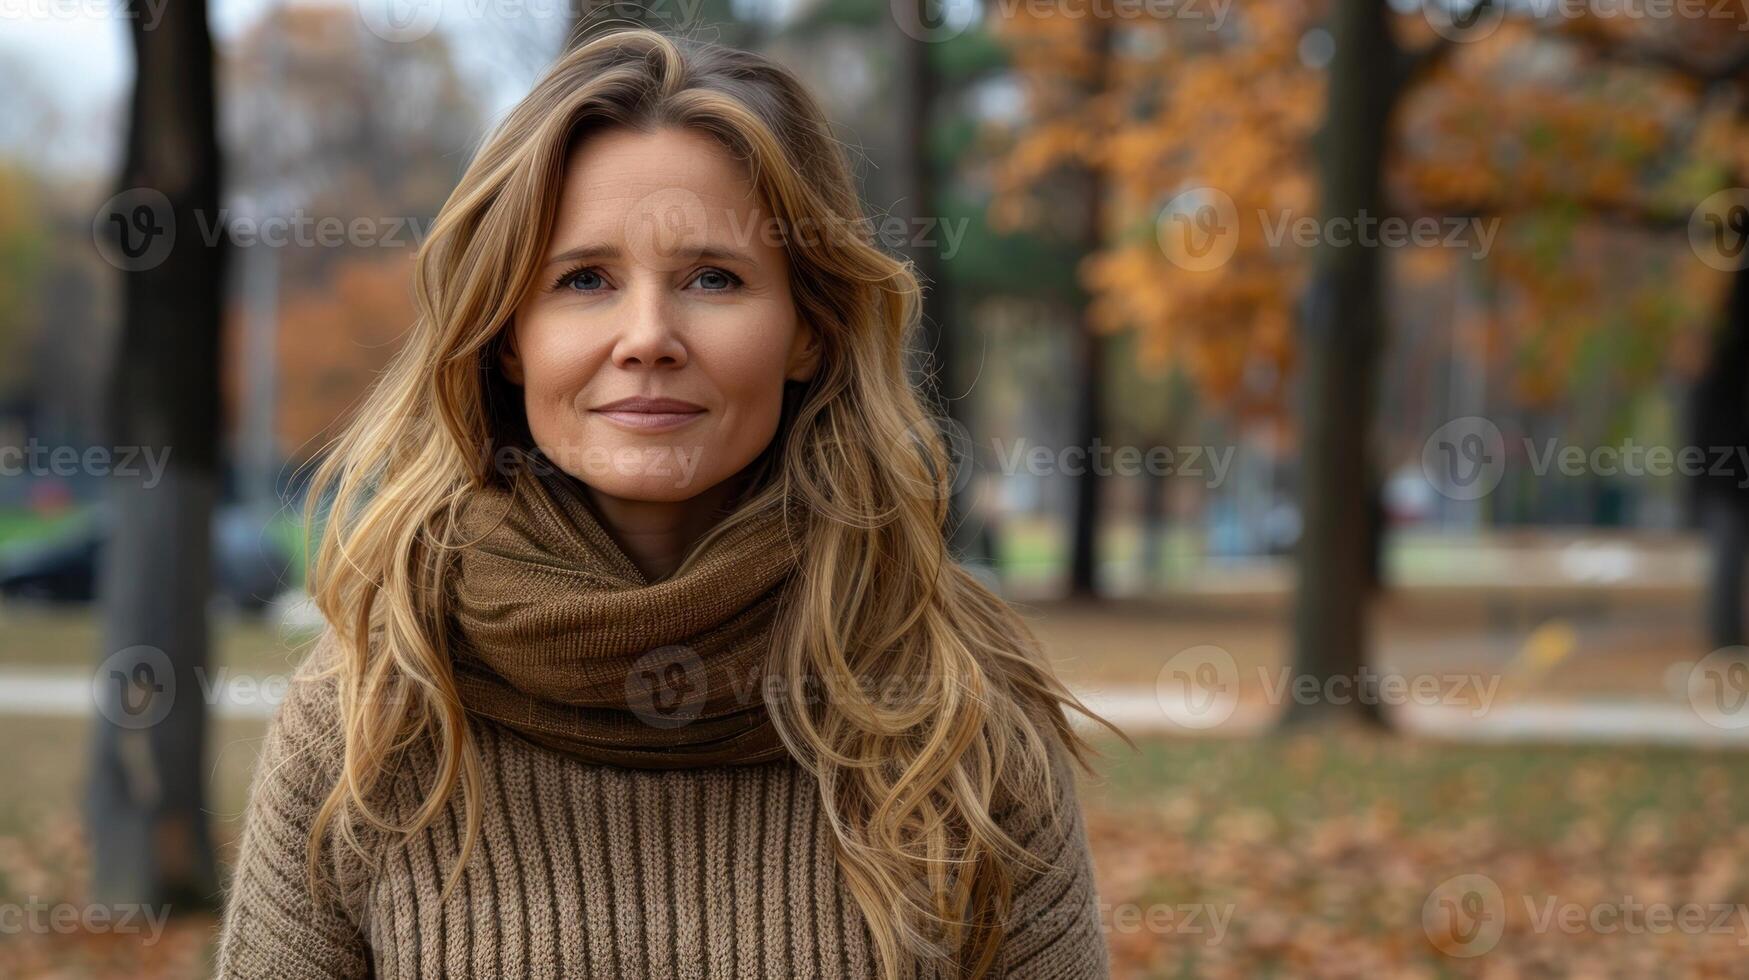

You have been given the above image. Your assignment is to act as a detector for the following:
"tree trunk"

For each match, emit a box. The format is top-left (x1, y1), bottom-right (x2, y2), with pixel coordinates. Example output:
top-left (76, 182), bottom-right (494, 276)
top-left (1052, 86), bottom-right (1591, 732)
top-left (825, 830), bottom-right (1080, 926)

top-left (1068, 324), bottom-right (1106, 597)
top-left (84, 0), bottom-right (226, 908)
top-left (1690, 261), bottom-right (1749, 650)
top-left (1140, 442), bottom-right (1170, 591)
top-left (1282, 0), bottom-right (1396, 728)
top-left (896, 23), bottom-right (983, 564)
top-left (1066, 21), bottom-right (1114, 599)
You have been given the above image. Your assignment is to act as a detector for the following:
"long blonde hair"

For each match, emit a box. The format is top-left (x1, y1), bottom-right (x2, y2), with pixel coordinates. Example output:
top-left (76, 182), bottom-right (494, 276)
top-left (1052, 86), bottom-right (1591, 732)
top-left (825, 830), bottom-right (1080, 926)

top-left (299, 26), bottom-right (1128, 979)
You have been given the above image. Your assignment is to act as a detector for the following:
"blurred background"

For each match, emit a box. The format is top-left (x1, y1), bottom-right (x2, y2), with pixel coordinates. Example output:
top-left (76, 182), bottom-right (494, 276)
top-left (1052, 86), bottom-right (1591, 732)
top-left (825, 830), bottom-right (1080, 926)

top-left (4, 0), bottom-right (1749, 976)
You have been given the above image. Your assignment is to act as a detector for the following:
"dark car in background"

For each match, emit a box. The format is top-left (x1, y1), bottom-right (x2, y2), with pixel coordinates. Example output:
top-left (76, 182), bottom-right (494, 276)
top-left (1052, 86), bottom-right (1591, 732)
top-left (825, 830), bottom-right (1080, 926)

top-left (0, 505), bottom-right (295, 611)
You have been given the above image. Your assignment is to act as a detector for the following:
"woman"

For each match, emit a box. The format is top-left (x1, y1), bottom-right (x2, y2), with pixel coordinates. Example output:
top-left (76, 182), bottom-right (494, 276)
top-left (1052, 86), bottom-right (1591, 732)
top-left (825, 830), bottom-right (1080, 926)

top-left (216, 27), bottom-right (1127, 980)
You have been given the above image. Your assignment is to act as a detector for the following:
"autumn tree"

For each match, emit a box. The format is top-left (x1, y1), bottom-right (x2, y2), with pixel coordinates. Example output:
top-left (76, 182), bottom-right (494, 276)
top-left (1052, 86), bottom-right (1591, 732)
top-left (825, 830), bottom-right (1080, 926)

top-left (987, 4), bottom-right (1131, 596)
top-left (991, 1), bottom-right (1749, 724)
top-left (221, 6), bottom-right (484, 469)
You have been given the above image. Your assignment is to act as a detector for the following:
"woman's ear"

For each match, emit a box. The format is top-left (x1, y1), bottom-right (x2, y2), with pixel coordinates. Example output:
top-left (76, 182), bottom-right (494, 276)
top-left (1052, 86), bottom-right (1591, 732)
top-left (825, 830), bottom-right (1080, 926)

top-left (785, 321), bottom-right (821, 383)
top-left (498, 328), bottom-right (525, 386)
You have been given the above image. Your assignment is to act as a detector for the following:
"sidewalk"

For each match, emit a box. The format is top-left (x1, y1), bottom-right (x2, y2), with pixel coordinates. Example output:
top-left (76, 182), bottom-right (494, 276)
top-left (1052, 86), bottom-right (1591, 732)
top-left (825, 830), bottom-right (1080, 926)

top-left (1008, 527), bottom-right (1708, 607)
top-left (11, 664), bottom-right (1747, 748)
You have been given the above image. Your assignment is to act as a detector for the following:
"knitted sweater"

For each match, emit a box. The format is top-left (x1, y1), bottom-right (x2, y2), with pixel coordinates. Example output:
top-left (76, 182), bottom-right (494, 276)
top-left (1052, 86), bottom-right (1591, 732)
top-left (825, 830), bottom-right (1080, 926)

top-left (213, 649), bottom-right (1112, 979)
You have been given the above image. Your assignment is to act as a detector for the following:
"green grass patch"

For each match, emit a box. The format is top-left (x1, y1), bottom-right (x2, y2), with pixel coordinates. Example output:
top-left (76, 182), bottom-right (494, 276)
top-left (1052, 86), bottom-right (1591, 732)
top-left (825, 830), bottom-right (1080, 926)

top-left (0, 507), bottom-right (88, 548)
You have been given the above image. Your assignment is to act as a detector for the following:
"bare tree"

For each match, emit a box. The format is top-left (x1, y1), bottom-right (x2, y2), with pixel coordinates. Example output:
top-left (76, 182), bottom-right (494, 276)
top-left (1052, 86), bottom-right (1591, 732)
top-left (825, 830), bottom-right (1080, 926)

top-left (84, 0), bottom-right (226, 907)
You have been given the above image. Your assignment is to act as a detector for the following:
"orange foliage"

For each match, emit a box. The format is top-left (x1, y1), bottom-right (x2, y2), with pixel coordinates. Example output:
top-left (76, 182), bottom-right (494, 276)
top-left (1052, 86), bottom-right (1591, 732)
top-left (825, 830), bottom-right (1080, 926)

top-left (988, 4), bottom-right (1324, 413)
top-left (224, 254), bottom-right (415, 463)
top-left (989, 3), bottom-right (1748, 411)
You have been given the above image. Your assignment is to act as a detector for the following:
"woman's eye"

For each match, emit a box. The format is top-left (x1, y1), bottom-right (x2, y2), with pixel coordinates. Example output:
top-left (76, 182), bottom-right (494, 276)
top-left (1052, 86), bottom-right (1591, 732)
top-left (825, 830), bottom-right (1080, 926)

top-left (556, 268), bottom-right (605, 292)
top-left (692, 268), bottom-right (742, 291)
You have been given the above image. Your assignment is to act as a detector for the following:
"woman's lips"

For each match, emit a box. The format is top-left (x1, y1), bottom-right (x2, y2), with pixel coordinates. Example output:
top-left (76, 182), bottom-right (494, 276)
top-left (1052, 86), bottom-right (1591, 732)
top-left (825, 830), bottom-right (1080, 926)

top-left (589, 396), bottom-right (706, 432)
top-left (590, 408), bottom-right (706, 431)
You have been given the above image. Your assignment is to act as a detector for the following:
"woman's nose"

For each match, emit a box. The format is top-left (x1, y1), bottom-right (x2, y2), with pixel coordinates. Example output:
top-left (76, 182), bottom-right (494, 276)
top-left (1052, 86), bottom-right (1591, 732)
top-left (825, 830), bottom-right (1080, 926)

top-left (610, 280), bottom-right (688, 369)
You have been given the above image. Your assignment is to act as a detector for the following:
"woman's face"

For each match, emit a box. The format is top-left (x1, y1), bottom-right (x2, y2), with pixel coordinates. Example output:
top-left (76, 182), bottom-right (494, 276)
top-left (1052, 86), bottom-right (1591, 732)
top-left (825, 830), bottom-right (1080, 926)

top-left (502, 125), bottom-right (817, 503)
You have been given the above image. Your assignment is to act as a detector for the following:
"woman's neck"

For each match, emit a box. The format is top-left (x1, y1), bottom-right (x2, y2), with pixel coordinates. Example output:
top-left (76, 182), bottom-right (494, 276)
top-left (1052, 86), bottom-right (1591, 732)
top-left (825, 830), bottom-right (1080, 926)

top-left (582, 480), bottom-right (740, 582)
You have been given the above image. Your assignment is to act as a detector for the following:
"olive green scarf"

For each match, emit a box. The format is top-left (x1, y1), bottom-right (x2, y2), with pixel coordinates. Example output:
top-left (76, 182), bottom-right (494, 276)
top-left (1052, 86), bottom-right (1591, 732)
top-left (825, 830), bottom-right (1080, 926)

top-left (447, 458), bottom-right (801, 769)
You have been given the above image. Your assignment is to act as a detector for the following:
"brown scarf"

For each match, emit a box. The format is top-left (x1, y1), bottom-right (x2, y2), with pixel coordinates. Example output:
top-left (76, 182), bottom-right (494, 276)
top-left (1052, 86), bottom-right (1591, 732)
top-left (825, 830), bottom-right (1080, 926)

top-left (446, 457), bottom-right (802, 769)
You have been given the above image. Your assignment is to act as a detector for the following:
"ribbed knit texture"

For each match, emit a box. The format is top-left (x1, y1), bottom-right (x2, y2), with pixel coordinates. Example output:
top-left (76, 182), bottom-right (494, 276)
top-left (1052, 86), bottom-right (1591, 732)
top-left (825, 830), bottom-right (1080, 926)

top-left (213, 659), bottom-right (1112, 979)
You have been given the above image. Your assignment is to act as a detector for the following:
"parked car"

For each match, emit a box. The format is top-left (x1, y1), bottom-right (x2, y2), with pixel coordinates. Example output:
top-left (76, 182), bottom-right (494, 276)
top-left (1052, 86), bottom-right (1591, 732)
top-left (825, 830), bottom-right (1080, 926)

top-left (0, 505), bottom-right (295, 611)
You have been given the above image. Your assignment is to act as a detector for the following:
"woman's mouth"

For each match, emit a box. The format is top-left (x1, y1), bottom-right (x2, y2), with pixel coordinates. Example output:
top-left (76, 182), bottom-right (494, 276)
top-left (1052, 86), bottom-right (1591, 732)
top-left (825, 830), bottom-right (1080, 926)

top-left (589, 396), bottom-right (707, 432)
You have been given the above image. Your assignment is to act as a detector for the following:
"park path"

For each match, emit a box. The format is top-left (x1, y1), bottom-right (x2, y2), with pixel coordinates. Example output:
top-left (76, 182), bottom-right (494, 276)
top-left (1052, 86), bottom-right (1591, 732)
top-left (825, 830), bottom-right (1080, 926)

top-left (5, 665), bottom-right (1747, 747)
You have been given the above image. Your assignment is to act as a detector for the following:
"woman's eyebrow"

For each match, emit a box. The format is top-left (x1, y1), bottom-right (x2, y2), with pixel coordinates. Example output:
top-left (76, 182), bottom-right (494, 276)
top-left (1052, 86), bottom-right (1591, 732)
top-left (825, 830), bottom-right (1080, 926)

top-left (543, 243), bottom-right (620, 268)
top-left (686, 245), bottom-right (758, 265)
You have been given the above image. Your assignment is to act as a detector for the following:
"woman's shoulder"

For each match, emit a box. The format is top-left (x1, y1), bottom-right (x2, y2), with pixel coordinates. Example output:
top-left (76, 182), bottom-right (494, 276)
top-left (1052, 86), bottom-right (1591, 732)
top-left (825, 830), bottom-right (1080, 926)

top-left (246, 627), bottom-right (363, 813)
top-left (983, 710), bottom-right (1109, 870)
top-left (262, 628), bottom-right (456, 801)
top-left (270, 630), bottom-right (347, 747)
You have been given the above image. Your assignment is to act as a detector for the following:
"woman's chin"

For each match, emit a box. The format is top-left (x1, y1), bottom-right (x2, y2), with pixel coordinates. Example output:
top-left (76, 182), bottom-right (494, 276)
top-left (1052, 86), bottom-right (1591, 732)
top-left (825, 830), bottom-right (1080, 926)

top-left (531, 436), bottom-right (710, 493)
top-left (583, 479), bottom-right (709, 504)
